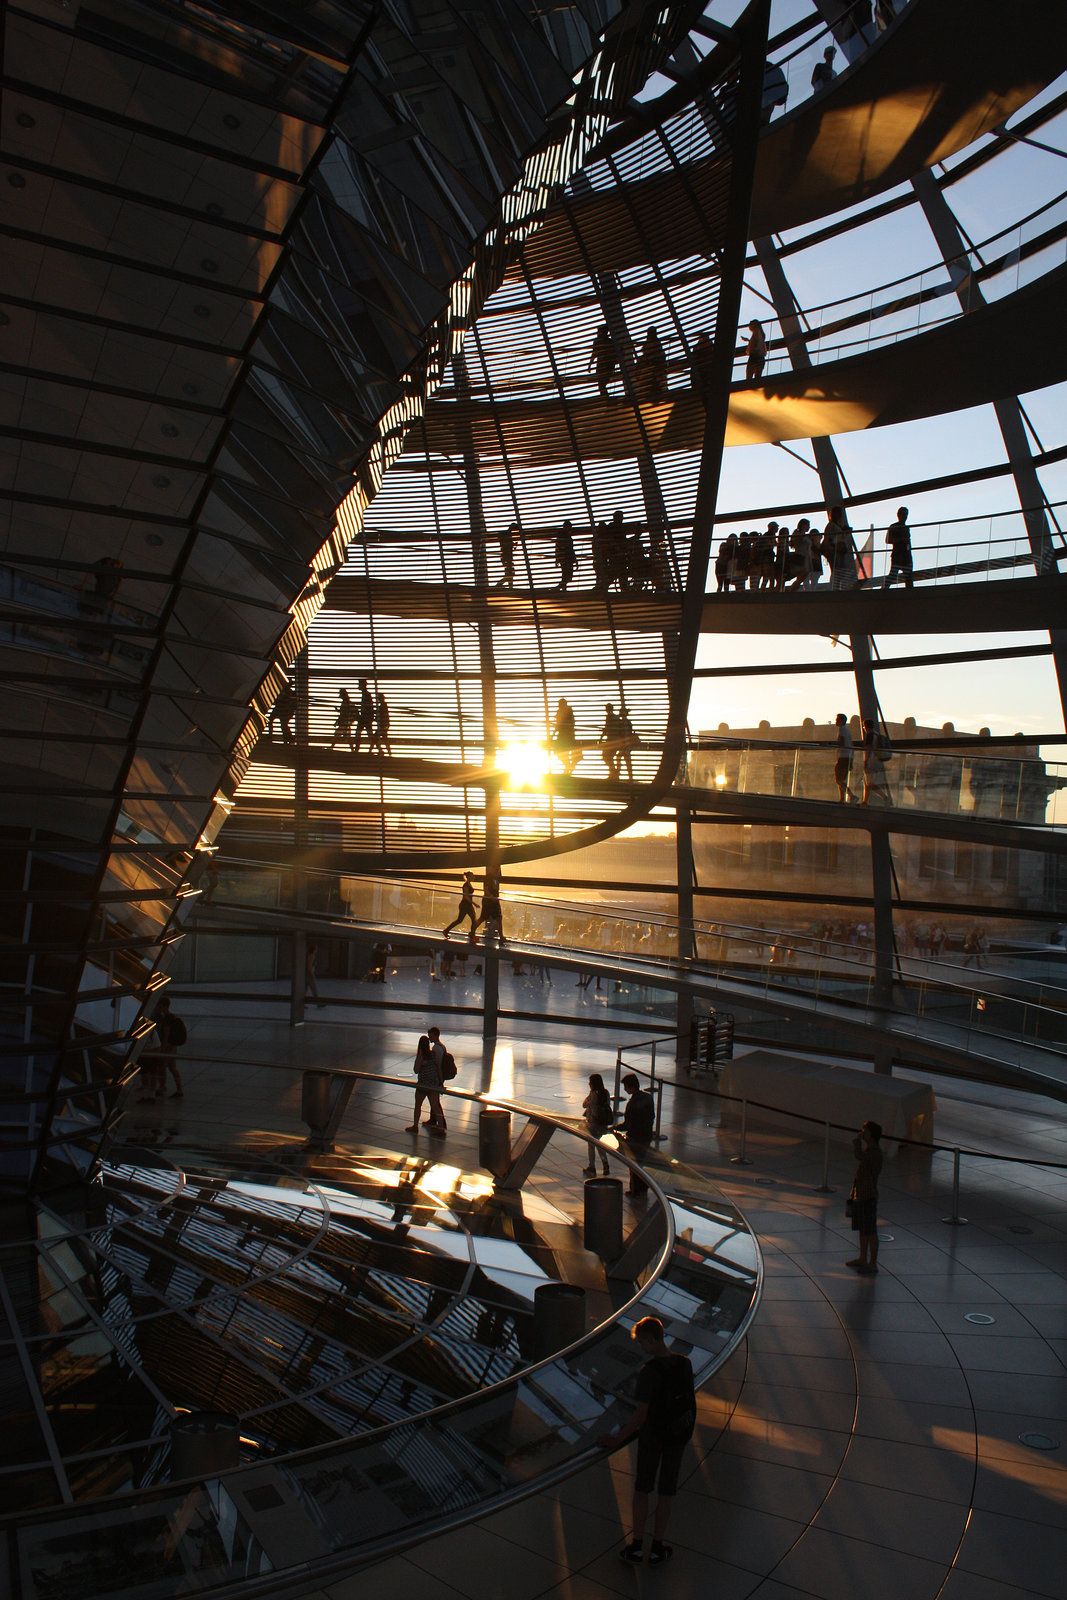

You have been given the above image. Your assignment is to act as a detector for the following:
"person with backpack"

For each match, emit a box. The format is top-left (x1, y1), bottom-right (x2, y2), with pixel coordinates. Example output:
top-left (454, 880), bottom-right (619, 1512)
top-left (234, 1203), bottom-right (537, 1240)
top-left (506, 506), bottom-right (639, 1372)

top-left (154, 995), bottom-right (187, 1098)
top-left (424, 1025), bottom-right (455, 1135)
top-left (597, 1315), bottom-right (696, 1567)
top-left (407, 1032), bottom-right (445, 1135)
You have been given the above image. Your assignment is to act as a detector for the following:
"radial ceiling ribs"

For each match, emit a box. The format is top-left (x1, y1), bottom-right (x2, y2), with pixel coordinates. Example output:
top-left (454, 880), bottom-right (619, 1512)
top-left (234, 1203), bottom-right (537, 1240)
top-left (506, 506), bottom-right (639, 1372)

top-left (416, 262), bottom-right (1067, 466)
top-left (237, 4), bottom-right (772, 868)
top-left (519, 0), bottom-right (1067, 282)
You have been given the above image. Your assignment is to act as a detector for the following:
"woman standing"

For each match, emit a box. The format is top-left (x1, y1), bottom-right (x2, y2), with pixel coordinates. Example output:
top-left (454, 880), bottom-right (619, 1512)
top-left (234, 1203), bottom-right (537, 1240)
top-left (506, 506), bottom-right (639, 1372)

top-left (407, 1034), bottom-right (445, 1135)
top-left (582, 1073), bottom-right (615, 1176)
top-left (847, 1121), bottom-right (883, 1274)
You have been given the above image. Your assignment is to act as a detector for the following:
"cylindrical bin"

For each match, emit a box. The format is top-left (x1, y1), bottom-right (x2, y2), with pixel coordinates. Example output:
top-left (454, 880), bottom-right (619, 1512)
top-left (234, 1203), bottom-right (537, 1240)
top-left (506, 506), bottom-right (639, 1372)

top-left (170, 1410), bottom-right (239, 1480)
top-left (301, 1070), bottom-right (331, 1135)
top-left (479, 1108), bottom-right (512, 1180)
top-left (584, 1176), bottom-right (624, 1259)
top-left (533, 1281), bottom-right (587, 1359)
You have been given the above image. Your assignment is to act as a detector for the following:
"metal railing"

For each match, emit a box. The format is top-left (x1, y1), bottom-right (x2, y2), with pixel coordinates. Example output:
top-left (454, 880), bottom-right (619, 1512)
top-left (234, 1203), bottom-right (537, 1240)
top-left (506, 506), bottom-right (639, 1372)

top-left (616, 1029), bottom-right (1067, 1227)
top-left (0, 1066), bottom-right (760, 1598)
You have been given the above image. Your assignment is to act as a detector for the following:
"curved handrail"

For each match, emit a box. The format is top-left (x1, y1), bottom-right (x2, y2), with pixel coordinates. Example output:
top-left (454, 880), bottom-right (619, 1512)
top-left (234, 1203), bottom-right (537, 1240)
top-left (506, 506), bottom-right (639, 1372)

top-left (2, 1073), bottom-right (761, 1600)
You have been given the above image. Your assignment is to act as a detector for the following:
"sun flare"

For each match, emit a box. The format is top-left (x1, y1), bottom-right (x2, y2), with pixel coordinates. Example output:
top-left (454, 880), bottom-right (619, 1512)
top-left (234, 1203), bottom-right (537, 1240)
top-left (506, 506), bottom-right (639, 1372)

top-left (496, 741), bottom-right (551, 790)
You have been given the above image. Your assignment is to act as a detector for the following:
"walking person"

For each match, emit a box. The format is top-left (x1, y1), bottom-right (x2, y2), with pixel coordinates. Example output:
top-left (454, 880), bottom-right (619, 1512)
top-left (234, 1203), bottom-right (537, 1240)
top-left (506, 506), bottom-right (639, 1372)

top-left (443, 870), bottom-right (477, 937)
top-left (597, 1316), bottom-right (696, 1567)
top-left (554, 521), bottom-right (578, 591)
top-left (153, 996), bottom-right (187, 1098)
top-left (834, 711), bottom-right (854, 803)
top-left (619, 1073), bottom-right (655, 1197)
top-left (329, 687), bottom-right (357, 750)
top-left (861, 719), bottom-right (893, 806)
top-left (267, 681), bottom-right (297, 744)
top-left (552, 696), bottom-right (579, 773)
top-left (371, 692), bottom-right (392, 755)
top-left (599, 703), bottom-right (624, 779)
top-left (472, 874), bottom-right (505, 943)
top-left (581, 1072), bottom-right (615, 1176)
top-left (353, 678), bottom-right (375, 751)
top-left (407, 1033), bottom-right (445, 1135)
top-left (885, 505), bottom-right (914, 588)
top-left (305, 940), bottom-right (323, 1007)
top-left (496, 524), bottom-right (517, 590)
top-left (846, 1121), bottom-right (883, 1274)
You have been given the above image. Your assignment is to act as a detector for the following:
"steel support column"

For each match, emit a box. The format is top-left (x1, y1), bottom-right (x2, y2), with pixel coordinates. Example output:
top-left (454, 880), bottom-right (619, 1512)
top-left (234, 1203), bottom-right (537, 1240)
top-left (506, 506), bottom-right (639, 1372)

top-left (912, 167), bottom-right (1067, 723)
top-left (754, 237), bottom-right (897, 1013)
top-left (290, 648), bottom-right (309, 1028)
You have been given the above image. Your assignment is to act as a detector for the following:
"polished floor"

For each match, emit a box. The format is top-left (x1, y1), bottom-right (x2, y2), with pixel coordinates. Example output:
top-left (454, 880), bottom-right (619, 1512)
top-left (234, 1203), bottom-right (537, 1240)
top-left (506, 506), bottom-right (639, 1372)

top-left (124, 980), bottom-right (1067, 1600)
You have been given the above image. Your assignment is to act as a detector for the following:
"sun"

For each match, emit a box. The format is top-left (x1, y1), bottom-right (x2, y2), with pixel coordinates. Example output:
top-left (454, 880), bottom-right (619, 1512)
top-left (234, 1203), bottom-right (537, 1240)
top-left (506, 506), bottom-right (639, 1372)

top-left (496, 740), bottom-right (551, 790)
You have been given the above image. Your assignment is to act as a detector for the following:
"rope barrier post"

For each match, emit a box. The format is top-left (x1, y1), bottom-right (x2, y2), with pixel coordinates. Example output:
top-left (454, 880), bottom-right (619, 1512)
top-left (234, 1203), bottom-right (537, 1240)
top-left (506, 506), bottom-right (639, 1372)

top-left (613, 1048), bottom-right (623, 1118)
top-left (653, 1079), bottom-right (665, 1144)
top-left (730, 1098), bottom-right (753, 1165)
top-left (814, 1120), bottom-right (835, 1193)
top-left (942, 1146), bottom-right (968, 1226)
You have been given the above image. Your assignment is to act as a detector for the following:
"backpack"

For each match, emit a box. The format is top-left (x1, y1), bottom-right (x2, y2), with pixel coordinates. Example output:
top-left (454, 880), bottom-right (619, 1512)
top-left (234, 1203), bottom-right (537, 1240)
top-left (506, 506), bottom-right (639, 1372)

top-left (441, 1052), bottom-right (457, 1081)
top-left (651, 1356), bottom-right (696, 1441)
top-left (170, 1015), bottom-right (188, 1047)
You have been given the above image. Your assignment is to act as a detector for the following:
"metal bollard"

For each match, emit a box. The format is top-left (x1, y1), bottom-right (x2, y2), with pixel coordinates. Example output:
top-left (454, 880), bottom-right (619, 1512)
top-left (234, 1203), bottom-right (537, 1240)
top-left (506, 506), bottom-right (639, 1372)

top-left (814, 1121), bottom-right (836, 1193)
top-left (942, 1146), bottom-right (968, 1225)
top-left (301, 1071), bottom-right (332, 1136)
top-left (170, 1411), bottom-right (239, 1480)
top-left (584, 1176), bottom-right (624, 1259)
top-left (533, 1282), bottom-right (586, 1358)
top-left (730, 1098), bottom-right (753, 1165)
top-left (478, 1108), bottom-right (512, 1181)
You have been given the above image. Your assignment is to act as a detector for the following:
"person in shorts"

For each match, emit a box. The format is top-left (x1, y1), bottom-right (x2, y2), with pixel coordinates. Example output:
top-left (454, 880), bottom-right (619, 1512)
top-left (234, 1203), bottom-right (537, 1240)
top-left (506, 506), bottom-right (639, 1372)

top-left (597, 1316), bottom-right (696, 1567)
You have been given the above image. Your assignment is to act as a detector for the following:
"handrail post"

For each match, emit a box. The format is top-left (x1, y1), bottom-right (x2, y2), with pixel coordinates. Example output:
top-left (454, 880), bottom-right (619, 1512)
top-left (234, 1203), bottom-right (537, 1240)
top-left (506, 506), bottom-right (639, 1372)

top-left (941, 1146), bottom-right (968, 1226)
top-left (730, 1098), bottom-right (753, 1165)
top-left (814, 1121), bottom-right (835, 1193)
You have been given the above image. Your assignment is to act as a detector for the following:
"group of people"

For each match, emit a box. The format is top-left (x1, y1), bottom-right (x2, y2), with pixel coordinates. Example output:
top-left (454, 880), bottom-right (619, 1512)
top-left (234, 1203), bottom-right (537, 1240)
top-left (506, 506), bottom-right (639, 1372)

top-left (551, 698), bottom-right (639, 778)
top-left (715, 506), bottom-right (913, 594)
top-left (442, 870), bottom-right (506, 944)
top-left (588, 324), bottom-right (670, 401)
top-left (265, 680), bottom-right (392, 754)
top-left (329, 680), bottom-right (391, 754)
top-left (482, 511), bottom-right (672, 597)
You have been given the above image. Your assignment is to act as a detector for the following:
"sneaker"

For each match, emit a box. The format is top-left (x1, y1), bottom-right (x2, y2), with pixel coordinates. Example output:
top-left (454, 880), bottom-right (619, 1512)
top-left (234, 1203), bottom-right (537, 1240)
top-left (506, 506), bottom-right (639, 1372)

top-left (647, 1543), bottom-right (673, 1567)
top-left (582, 1167), bottom-right (596, 1177)
top-left (619, 1542), bottom-right (644, 1565)
top-left (404, 1124), bottom-right (420, 1133)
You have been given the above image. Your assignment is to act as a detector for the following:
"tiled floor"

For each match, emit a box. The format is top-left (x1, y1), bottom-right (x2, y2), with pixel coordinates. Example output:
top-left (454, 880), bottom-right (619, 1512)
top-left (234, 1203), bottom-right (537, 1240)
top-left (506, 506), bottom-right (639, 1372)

top-left (121, 988), bottom-right (1067, 1600)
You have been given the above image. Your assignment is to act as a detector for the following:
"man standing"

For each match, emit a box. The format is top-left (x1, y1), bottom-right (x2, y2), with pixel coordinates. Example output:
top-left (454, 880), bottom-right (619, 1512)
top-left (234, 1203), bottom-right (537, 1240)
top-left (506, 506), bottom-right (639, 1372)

top-left (427, 1026), bottom-right (454, 1134)
top-left (834, 711), bottom-right (853, 803)
top-left (619, 1073), bottom-right (655, 1196)
top-left (588, 324), bottom-right (617, 399)
top-left (885, 505), bottom-right (914, 588)
top-left (443, 870), bottom-right (477, 937)
top-left (597, 1316), bottom-right (696, 1567)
